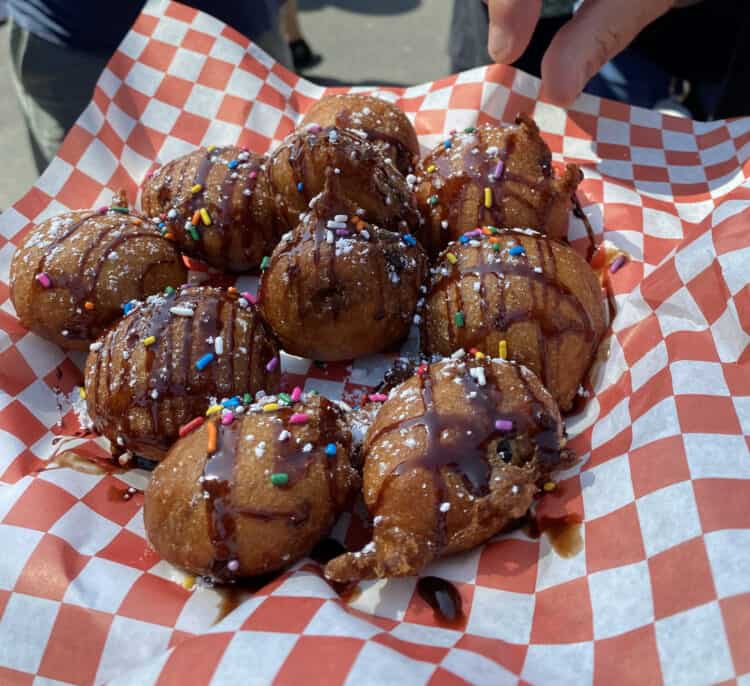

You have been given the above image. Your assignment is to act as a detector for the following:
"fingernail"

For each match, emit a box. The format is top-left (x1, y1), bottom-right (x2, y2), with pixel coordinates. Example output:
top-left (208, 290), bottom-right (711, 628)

top-left (488, 26), bottom-right (513, 64)
top-left (540, 72), bottom-right (582, 107)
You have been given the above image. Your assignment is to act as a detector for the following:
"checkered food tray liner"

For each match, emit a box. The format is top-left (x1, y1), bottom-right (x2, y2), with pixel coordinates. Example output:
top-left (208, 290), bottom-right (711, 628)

top-left (0, 2), bottom-right (748, 684)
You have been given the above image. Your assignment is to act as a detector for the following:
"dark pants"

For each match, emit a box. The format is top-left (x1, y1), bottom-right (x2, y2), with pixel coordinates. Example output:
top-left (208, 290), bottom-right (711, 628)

top-left (9, 19), bottom-right (109, 172)
top-left (8, 18), bottom-right (292, 173)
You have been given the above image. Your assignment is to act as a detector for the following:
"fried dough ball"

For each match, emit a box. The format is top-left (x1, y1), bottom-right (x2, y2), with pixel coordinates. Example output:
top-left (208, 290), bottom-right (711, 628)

top-left (422, 228), bottom-right (605, 411)
top-left (413, 114), bottom-right (582, 257)
top-left (84, 286), bottom-right (280, 461)
top-left (258, 204), bottom-right (426, 361)
top-left (144, 393), bottom-right (359, 580)
top-left (10, 205), bottom-right (186, 350)
top-left (325, 357), bottom-right (574, 582)
top-left (267, 125), bottom-right (420, 233)
top-left (141, 146), bottom-right (280, 272)
top-left (300, 94), bottom-right (419, 175)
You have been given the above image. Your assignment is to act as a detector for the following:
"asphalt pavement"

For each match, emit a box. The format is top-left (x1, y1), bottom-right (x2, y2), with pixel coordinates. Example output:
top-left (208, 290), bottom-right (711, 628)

top-left (0, 2), bottom-right (452, 210)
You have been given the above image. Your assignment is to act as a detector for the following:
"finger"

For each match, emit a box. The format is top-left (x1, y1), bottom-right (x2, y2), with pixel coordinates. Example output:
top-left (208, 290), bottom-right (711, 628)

top-left (539, 0), bottom-right (673, 107)
top-left (487, 0), bottom-right (542, 64)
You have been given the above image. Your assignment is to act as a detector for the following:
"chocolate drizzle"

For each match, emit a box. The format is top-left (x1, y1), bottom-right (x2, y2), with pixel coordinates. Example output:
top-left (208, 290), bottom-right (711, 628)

top-left (31, 208), bottom-right (175, 342)
top-left (419, 117), bottom-right (582, 256)
top-left (145, 146), bottom-right (274, 270)
top-left (572, 194), bottom-right (597, 261)
top-left (426, 230), bottom-right (599, 397)
top-left (416, 576), bottom-right (464, 628)
top-left (87, 287), bottom-right (276, 458)
top-left (200, 400), bottom-right (347, 581)
top-left (334, 108), bottom-right (415, 174)
top-left (267, 126), bottom-right (419, 233)
top-left (368, 360), bottom-right (563, 552)
top-left (259, 176), bottom-right (424, 354)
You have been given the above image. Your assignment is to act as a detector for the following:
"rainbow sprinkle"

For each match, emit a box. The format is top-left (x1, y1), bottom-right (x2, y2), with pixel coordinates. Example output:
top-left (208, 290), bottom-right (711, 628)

top-left (143, 335), bottom-right (156, 347)
top-left (325, 443), bottom-right (337, 457)
top-left (265, 356), bottom-right (279, 372)
top-left (509, 245), bottom-right (525, 256)
top-left (221, 412), bottom-right (234, 425)
top-left (195, 352), bottom-right (215, 371)
top-left (191, 184), bottom-right (202, 193)
top-left (446, 252), bottom-right (457, 264)
top-left (36, 272), bottom-right (52, 288)
top-left (443, 139), bottom-right (452, 149)
top-left (271, 473), bottom-right (289, 487)
top-left (609, 255), bottom-right (627, 273)
top-left (179, 416), bottom-right (204, 437)
top-left (428, 195), bottom-right (439, 206)
top-left (290, 387), bottom-right (302, 402)
top-left (206, 420), bottom-right (217, 453)
top-left (493, 161), bottom-right (504, 179)
top-left (484, 187), bottom-right (492, 208)
top-left (498, 340), bottom-right (508, 359)
top-left (206, 404), bottom-right (223, 416)
top-left (543, 481), bottom-right (557, 492)
top-left (260, 256), bottom-right (270, 270)
top-left (495, 419), bottom-right (513, 431)
top-left (402, 234), bottom-right (417, 246)
top-left (241, 291), bottom-right (257, 305)
top-left (263, 402), bottom-right (279, 412)
top-left (454, 312), bottom-right (465, 327)
top-left (200, 208), bottom-right (211, 226)
top-left (289, 412), bottom-right (309, 425)
top-left (368, 393), bottom-right (388, 402)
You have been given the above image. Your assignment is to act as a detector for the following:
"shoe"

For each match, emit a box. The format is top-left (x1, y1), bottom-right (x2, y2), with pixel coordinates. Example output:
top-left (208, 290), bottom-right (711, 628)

top-left (289, 39), bottom-right (322, 71)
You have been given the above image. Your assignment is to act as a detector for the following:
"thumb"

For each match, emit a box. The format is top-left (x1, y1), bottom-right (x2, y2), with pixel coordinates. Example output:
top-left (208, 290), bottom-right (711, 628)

top-left (487, 0), bottom-right (542, 64)
top-left (540, 0), bottom-right (674, 107)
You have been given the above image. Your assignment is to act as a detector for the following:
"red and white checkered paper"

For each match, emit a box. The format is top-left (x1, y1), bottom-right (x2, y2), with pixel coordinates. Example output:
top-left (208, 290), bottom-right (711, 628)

top-left (0, 2), bottom-right (749, 684)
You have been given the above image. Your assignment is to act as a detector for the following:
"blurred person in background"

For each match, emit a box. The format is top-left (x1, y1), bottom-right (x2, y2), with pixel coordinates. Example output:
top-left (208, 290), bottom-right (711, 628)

top-left (280, 0), bottom-right (321, 70)
top-left (7, 0), bottom-right (292, 172)
top-left (451, 0), bottom-right (750, 120)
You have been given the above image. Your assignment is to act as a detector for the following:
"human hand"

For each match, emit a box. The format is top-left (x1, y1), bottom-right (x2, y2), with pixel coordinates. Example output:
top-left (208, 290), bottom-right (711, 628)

top-left (487, 0), bottom-right (675, 106)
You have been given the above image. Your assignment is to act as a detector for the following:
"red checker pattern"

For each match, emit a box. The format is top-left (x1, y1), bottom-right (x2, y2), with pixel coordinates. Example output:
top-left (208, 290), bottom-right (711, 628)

top-left (14, 535), bottom-right (89, 602)
top-left (649, 537), bottom-right (717, 620)
top-left (0, 1), bottom-right (748, 683)
top-left (274, 636), bottom-right (364, 686)
top-left (37, 604), bottom-right (113, 685)
top-left (2, 479), bottom-right (77, 532)
top-left (530, 577), bottom-right (593, 644)
top-left (118, 573), bottom-right (192, 626)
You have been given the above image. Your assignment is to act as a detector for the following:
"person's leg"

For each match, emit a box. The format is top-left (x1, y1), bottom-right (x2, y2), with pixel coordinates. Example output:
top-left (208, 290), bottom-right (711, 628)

top-left (280, 0), bottom-right (303, 42)
top-left (253, 10), bottom-right (294, 70)
top-left (279, 0), bottom-right (321, 70)
top-left (8, 20), bottom-right (110, 172)
top-left (449, 0), bottom-right (490, 73)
